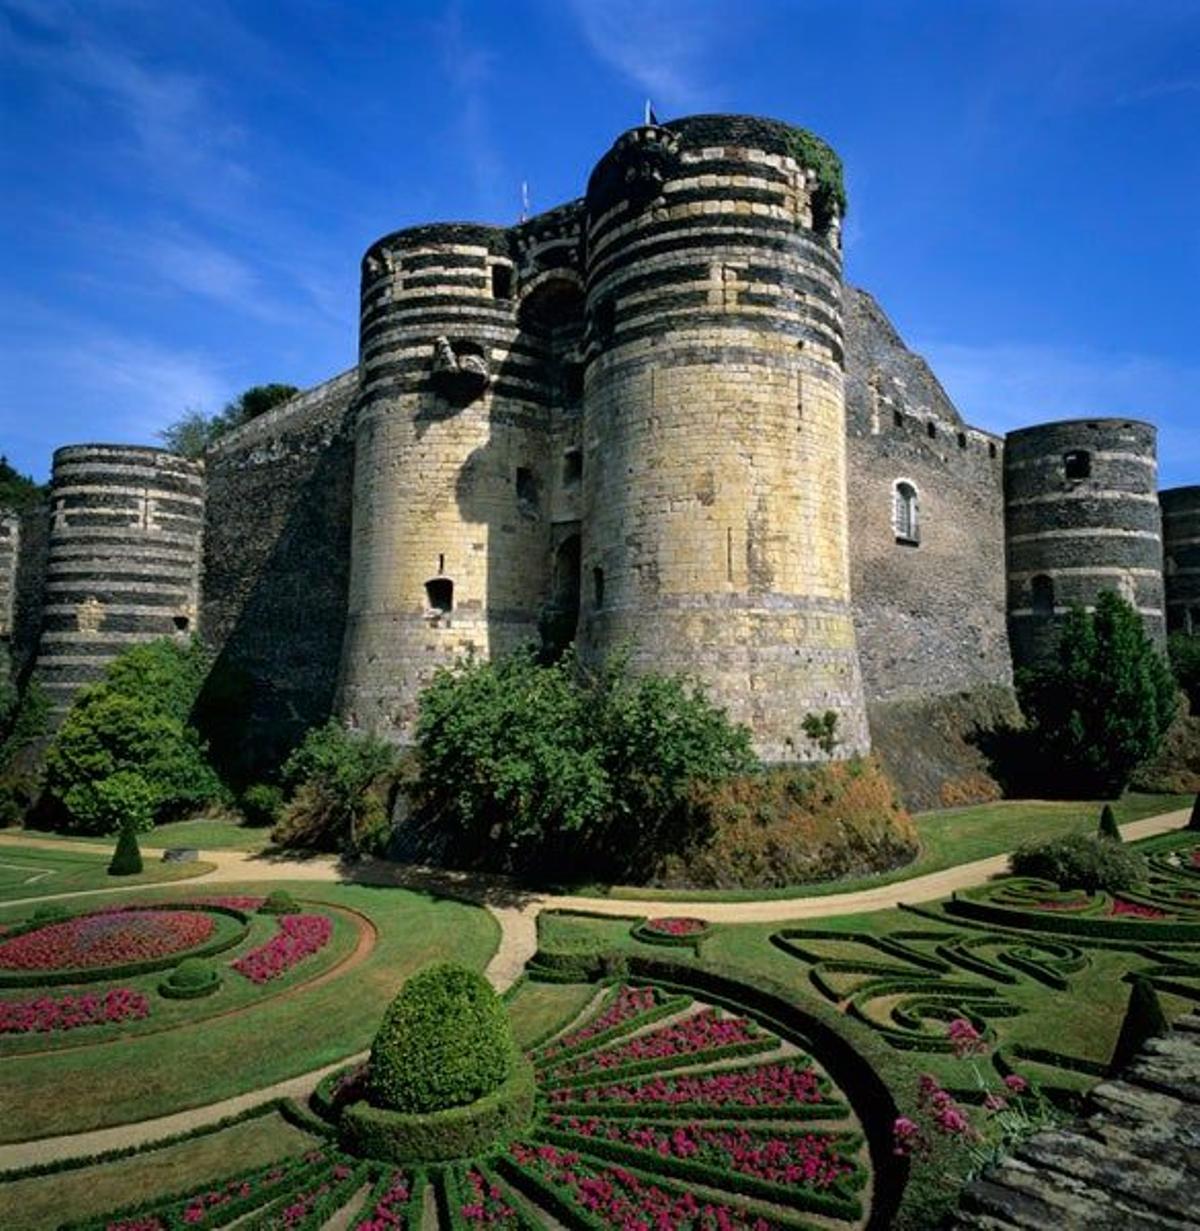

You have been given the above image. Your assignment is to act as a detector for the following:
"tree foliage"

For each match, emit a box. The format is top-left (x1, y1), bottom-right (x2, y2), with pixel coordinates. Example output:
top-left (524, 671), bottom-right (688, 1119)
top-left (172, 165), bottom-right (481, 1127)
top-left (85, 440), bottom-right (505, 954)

top-left (1168, 633), bottom-right (1200, 712)
top-left (412, 647), bottom-right (757, 877)
top-left (44, 639), bottom-right (224, 833)
top-left (1010, 831), bottom-right (1148, 893)
top-left (0, 455), bottom-right (46, 512)
top-left (107, 822), bottom-right (144, 875)
top-left (1017, 591), bottom-right (1178, 797)
top-left (158, 383), bottom-right (299, 458)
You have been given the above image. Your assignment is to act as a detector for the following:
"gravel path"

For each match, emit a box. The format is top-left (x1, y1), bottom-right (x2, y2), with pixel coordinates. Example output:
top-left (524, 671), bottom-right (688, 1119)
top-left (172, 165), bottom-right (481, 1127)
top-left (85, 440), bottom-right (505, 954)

top-left (0, 804), bottom-right (1188, 1173)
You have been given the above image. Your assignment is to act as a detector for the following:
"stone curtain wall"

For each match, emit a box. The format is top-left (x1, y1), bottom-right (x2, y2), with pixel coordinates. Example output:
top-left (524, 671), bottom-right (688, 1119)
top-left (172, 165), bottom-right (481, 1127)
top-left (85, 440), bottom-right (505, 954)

top-left (0, 511), bottom-right (16, 643)
top-left (10, 505), bottom-right (49, 679)
top-left (1005, 419), bottom-right (1166, 670)
top-left (33, 446), bottom-right (204, 721)
top-left (199, 371), bottom-right (358, 778)
top-left (1162, 486), bottom-right (1200, 636)
top-left (843, 287), bottom-right (1011, 703)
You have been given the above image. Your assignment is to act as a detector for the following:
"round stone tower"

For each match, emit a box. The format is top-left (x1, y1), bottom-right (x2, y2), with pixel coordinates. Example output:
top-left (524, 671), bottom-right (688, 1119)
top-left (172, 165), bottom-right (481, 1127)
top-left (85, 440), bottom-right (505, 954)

top-left (34, 444), bottom-right (204, 719)
top-left (337, 221), bottom-right (566, 735)
top-left (1004, 418), bottom-right (1165, 669)
top-left (578, 115), bottom-right (870, 761)
top-left (1162, 486), bottom-right (1200, 636)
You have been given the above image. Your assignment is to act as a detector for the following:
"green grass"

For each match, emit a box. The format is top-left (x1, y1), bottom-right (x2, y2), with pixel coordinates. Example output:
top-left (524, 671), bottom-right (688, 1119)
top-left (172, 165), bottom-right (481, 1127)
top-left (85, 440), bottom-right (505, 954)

top-left (0, 880), bottom-right (498, 1142)
top-left (582, 791), bottom-right (1189, 902)
top-left (19, 816), bottom-right (272, 852)
top-left (0, 844), bottom-right (214, 903)
top-left (506, 980), bottom-right (597, 1050)
top-left (0, 1110), bottom-right (317, 1231)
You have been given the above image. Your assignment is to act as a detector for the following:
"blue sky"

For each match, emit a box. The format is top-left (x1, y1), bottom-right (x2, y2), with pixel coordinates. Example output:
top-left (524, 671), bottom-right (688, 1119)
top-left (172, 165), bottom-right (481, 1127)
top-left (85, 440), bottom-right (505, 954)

top-left (1, 0), bottom-right (1197, 486)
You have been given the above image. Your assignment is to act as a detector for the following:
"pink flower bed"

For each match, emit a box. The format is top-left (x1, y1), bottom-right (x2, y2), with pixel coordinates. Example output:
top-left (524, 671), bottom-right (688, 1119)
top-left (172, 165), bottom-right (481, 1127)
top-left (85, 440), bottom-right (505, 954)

top-left (460, 1168), bottom-right (520, 1227)
top-left (549, 1059), bottom-right (827, 1109)
top-left (184, 896), bottom-right (264, 912)
top-left (645, 917), bottom-right (707, 937)
top-left (177, 1165), bottom-right (290, 1226)
top-left (1034, 898), bottom-right (1090, 911)
top-left (549, 1008), bottom-right (760, 1077)
top-left (0, 987), bottom-right (149, 1034)
top-left (1110, 899), bottom-right (1168, 919)
top-left (0, 910), bottom-right (214, 971)
top-left (549, 1117), bottom-right (855, 1191)
top-left (541, 986), bottom-right (657, 1060)
top-left (509, 1142), bottom-right (776, 1229)
top-left (355, 1171), bottom-right (411, 1231)
top-left (232, 914), bottom-right (332, 984)
top-left (259, 1163), bottom-right (352, 1230)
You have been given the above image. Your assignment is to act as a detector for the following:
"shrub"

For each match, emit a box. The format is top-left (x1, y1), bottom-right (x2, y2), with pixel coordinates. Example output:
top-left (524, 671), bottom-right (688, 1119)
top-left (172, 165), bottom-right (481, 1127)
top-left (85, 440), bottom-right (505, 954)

top-left (273, 721), bottom-right (398, 854)
top-left (1108, 976), bottom-right (1168, 1074)
top-left (44, 639), bottom-right (225, 833)
top-left (31, 902), bottom-right (69, 924)
top-left (367, 962), bottom-right (514, 1115)
top-left (259, 889), bottom-right (299, 915)
top-left (159, 957), bottom-right (220, 999)
top-left (1009, 832), bottom-right (1147, 893)
top-left (1097, 804), bottom-right (1121, 842)
top-left (1169, 633), bottom-right (1200, 711)
top-left (0, 677), bottom-right (50, 827)
top-left (1016, 591), bottom-right (1177, 797)
top-left (107, 825), bottom-right (144, 876)
top-left (240, 782), bottom-right (283, 827)
top-left (657, 758), bottom-right (918, 890)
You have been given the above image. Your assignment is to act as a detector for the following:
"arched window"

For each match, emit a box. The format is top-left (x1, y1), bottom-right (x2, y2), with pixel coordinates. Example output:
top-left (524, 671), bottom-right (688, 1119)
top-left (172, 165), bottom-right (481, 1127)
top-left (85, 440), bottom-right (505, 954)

top-left (893, 481), bottom-right (920, 544)
top-left (1031, 574), bottom-right (1055, 616)
top-left (425, 577), bottom-right (453, 614)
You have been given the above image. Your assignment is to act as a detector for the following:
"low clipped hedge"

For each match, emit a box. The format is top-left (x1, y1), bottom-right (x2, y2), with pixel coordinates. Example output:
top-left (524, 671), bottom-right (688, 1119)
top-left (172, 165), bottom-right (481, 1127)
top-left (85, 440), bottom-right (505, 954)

top-left (531, 988), bottom-right (691, 1070)
top-left (259, 889), bottom-right (300, 916)
top-left (944, 891), bottom-right (1200, 942)
top-left (546, 1033), bottom-right (781, 1090)
top-left (341, 1055), bottom-right (535, 1163)
top-left (629, 918), bottom-right (712, 947)
top-left (158, 957), bottom-right (221, 999)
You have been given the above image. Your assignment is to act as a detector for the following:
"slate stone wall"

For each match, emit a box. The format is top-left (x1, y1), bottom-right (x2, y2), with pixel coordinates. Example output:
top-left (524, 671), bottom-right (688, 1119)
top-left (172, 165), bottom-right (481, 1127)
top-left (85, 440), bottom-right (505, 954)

top-left (9, 504), bottom-right (49, 679)
top-left (0, 510), bottom-right (17, 642)
top-left (1162, 485), bottom-right (1200, 636)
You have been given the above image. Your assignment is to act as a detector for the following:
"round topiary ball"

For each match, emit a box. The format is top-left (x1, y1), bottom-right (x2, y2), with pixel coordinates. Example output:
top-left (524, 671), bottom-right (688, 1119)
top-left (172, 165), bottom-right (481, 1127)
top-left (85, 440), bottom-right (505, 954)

top-left (259, 890), bottom-right (299, 915)
top-left (172, 957), bottom-right (216, 989)
top-left (367, 962), bottom-right (513, 1115)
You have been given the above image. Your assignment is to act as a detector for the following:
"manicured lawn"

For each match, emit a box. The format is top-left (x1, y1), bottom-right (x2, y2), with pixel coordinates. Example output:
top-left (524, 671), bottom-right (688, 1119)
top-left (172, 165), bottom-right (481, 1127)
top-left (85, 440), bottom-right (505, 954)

top-left (505, 979), bottom-right (597, 1050)
top-left (591, 791), bottom-right (1189, 902)
top-left (19, 816), bottom-right (271, 852)
top-left (0, 880), bottom-right (498, 1142)
top-left (0, 843), bottom-right (214, 903)
top-left (0, 1109), bottom-right (317, 1231)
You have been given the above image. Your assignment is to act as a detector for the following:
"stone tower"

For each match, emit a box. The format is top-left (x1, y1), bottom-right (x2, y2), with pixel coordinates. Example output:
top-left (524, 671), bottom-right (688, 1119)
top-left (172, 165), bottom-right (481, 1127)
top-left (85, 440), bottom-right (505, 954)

top-left (1162, 486), bottom-right (1200, 636)
top-left (33, 445), bottom-right (204, 720)
top-left (1004, 419), bottom-right (1165, 669)
top-left (577, 116), bottom-right (869, 760)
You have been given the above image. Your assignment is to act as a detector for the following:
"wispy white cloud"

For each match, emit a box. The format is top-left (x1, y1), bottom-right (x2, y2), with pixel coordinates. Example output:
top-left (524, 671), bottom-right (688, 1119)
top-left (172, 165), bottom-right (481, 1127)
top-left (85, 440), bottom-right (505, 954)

top-left (567, 0), bottom-right (725, 114)
top-left (917, 338), bottom-right (1200, 487)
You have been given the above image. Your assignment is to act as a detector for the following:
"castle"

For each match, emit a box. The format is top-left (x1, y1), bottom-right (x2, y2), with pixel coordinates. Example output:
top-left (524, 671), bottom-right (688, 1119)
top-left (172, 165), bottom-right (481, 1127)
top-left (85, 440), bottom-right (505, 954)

top-left (1, 115), bottom-right (1196, 804)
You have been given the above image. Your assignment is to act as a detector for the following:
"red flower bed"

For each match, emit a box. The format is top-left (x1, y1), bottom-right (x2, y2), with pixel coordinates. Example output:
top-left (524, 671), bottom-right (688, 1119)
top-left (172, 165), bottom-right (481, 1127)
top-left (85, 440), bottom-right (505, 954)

top-left (541, 986), bottom-right (657, 1060)
top-left (549, 1059), bottom-right (827, 1108)
top-left (460, 1168), bottom-right (519, 1227)
top-left (177, 1165), bottom-right (292, 1227)
top-left (549, 1008), bottom-right (761, 1077)
top-left (232, 914), bottom-right (332, 984)
top-left (0, 910), bottom-right (214, 972)
top-left (356, 1171), bottom-right (411, 1231)
top-left (1109, 899), bottom-right (1168, 919)
top-left (549, 1116), bottom-right (856, 1191)
top-left (0, 987), bottom-right (149, 1034)
top-left (509, 1142), bottom-right (777, 1229)
top-left (645, 917), bottom-right (708, 937)
top-left (1034, 898), bottom-right (1090, 911)
top-left (183, 896), bottom-right (264, 912)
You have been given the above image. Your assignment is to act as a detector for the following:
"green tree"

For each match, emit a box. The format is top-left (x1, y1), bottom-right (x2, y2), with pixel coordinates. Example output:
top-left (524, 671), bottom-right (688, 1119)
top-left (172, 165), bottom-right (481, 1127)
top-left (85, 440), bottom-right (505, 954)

top-left (1168, 632), bottom-right (1200, 711)
top-left (1017, 591), bottom-right (1178, 797)
top-left (0, 456), bottom-right (46, 512)
top-left (44, 639), bottom-right (224, 833)
top-left (158, 383), bottom-right (299, 459)
top-left (1097, 803), bottom-right (1122, 842)
top-left (107, 819), bottom-right (146, 875)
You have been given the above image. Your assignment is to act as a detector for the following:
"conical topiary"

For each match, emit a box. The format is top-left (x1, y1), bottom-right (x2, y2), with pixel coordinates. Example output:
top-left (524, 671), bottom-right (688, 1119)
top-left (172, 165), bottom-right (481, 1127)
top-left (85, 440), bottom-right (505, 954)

top-left (1189, 793), bottom-right (1200, 832)
top-left (1108, 975), bottom-right (1169, 1075)
top-left (1098, 803), bottom-right (1122, 842)
top-left (367, 962), bottom-right (514, 1114)
top-left (108, 826), bottom-right (143, 876)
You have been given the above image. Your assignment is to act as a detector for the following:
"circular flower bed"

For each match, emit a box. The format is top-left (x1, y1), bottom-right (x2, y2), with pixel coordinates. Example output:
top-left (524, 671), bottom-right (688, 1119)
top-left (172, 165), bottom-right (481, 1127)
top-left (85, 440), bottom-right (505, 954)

top-left (0, 909), bottom-right (214, 972)
top-left (631, 916), bottom-right (713, 946)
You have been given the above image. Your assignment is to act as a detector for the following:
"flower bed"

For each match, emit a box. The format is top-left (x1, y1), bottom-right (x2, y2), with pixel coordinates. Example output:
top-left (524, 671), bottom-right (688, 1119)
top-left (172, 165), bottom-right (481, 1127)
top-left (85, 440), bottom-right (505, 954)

top-left (0, 987), bottom-right (149, 1034)
top-left (631, 917), bottom-right (713, 947)
top-left (545, 1007), bottom-right (774, 1083)
top-left (536, 985), bottom-right (686, 1066)
top-left (457, 1167), bottom-right (525, 1228)
top-left (0, 910), bottom-right (214, 973)
top-left (232, 914), bottom-right (333, 984)
top-left (245, 1158), bottom-right (362, 1230)
top-left (355, 1169), bottom-right (413, 1231)
top-left (548, 1058), bottom-right (836, 1116)
top-left (1109, 899), bottom-right (1168, 920)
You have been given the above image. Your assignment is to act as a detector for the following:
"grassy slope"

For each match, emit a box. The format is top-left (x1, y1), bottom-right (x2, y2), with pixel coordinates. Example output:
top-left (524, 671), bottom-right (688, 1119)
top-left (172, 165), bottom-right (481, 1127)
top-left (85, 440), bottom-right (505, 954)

top-left (0, 880), bottom-right (498, 1142)
top-left (0, 1111), bottom-right (316, 1231)
top-left (0, 844), bottom-right (214, 903)
top-left (19, 817), bottom-right (270, 852)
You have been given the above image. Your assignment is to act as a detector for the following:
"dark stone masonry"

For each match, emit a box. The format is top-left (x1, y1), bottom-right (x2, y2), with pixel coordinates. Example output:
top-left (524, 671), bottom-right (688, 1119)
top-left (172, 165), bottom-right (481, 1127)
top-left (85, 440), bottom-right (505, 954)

top-left (2, 114), bottom-right (1194, 795)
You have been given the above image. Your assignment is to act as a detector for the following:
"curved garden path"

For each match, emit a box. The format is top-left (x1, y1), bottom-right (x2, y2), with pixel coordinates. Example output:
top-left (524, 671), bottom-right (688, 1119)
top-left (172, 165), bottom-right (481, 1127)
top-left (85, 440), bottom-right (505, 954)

top-left (0, 803), bottom-right (1190, 1173)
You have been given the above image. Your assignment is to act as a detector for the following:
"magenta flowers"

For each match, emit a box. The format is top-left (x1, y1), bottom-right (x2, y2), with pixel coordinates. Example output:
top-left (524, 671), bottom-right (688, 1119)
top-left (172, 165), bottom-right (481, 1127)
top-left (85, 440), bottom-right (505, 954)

top-left (232, 914), bottom-right (332, 984)
top-left (540, 985), bottom-right (658, 1060)
top-left (645, 917), bottom-right (708, 936)
top-left (1110, 899), bottom-right (1168, 919)
top-left (0, 910), bottom-right (214, 972)
top-left (0, 986), bottom-right (149, 1034)
top-left (460, 1169), bottom-right (519, 1226)
top-left (354, 1171), bottom-right (411, 1231)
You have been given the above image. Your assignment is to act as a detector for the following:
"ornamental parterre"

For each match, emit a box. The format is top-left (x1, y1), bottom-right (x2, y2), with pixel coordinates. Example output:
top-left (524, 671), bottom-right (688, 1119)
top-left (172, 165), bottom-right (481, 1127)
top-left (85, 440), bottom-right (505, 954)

top-left (232, 915), bottom-right (332, 984)
top-left (0, 910), bottom-right (214, 972)
top-left (0, 987), bottom-right (149, 1034)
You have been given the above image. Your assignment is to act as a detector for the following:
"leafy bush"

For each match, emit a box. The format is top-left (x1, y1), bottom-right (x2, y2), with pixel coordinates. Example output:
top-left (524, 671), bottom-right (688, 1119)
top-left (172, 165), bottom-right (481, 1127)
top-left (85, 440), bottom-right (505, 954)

top-left (1169, 633), bottom-right (1200, 711)
top-left (107, 824), bottom-right (144, 876)
top-left (240, 782), bottom-right (283, 827)
top-left (31, 903), bottom-right (69, 924)
top-left (1016, 592), bottom-right (1177, 797)
top-left (367, 962), bottom-right (514, 1115)
top-left (1009, 832), bottom-right (1148, 893)
top-left (412, 647), bottom-right (756, 877)
top-left (259, 889), bottom-right (299, 916)
top-left (0, 676), bottom-right (50, 827)
top-left (158, 384), bottom-right (299, 458)
top-left (272, 721), bottom-right (399, 854)
top-left (657, 758), bottom-right (918, 889)
top-left (44, 639), bottom-right (225, 833)
top-left (159, 957), bottom-right (220, 999)
top-left (1108, 976), bottom-right (1168, 1074)
top-left (1098, 803), bottom-right (1121, 842)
